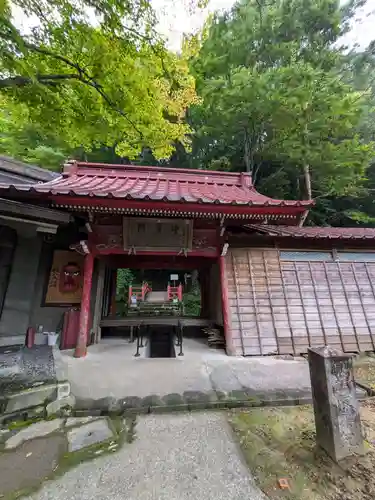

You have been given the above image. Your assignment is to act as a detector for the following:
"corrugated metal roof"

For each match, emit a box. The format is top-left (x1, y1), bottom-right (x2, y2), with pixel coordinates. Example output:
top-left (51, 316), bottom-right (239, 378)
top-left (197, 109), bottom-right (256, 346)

top-left (248, 224), bottom-right (375, 239)
top-left (0, 161), bottom-right (313, 208)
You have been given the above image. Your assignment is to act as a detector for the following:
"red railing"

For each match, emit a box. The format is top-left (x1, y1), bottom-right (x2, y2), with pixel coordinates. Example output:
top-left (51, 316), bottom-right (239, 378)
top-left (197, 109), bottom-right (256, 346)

top-left (128, 282), bottom-right (152, 304)
top-left (167, 283), bottom-right (183, 302)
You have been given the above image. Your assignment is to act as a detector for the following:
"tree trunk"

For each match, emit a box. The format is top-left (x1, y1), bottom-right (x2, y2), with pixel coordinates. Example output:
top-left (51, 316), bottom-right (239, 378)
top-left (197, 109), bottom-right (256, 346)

top-left (298, 164), bottom-right (312, 227)
top-left (303, 163), bottom-right (312, 200)
top-left (244, 130), bottom-right (252, 173)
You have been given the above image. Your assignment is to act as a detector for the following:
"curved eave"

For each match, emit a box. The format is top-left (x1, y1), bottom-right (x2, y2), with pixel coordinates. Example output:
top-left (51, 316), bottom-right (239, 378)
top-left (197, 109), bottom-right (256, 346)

top-left (47, 196), bottom-right (310, 224)
top-left (0, 178), bottom-right (314, 207)
top-left (0, 184), bottom-right (313, 226)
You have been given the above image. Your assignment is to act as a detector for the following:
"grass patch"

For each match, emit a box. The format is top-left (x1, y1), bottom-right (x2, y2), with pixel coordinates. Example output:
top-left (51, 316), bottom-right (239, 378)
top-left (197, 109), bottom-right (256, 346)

top-left (229, 403), bottom-right (375, 500)
top-left (354, 355), bottom-right (375, 390)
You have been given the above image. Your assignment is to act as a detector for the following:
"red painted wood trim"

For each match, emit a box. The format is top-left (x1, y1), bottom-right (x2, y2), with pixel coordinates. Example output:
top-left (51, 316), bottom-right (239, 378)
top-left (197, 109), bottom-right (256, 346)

top-left (94, 248), bottom-right (218, 258)
top-left (219, 255), bottom-right (234, 355)
top-left (167, 284), bottom-right (183, 301)
top-left (26, 327), bottom-right (35, 348)
top-left (107, 257), bottom-right (211, 271)
top-left (51, 196), bottom-right (307, 216)
top-left (61, 309), bottom-right (80, 350)
top-left (74, 253), bottom-right (94, 358)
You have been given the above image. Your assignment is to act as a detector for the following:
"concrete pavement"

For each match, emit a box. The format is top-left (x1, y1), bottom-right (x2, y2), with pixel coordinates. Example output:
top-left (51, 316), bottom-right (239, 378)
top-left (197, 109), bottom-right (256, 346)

top-left (24, 412), bottom-right (268, 500)
top-left (60, 337), bottom-right (312, 403)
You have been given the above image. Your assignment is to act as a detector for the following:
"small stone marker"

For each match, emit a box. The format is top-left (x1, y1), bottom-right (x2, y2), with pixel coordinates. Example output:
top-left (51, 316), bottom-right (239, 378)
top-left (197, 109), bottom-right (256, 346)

top-left (308, 346), bottom-right (364, 462)
top-left (67, 418), bottom-right (114, 452)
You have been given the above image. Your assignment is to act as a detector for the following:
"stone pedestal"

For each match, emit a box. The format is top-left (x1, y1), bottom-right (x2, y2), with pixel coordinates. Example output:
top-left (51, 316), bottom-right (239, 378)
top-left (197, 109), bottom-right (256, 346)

top-left (308, 346), bottom-right (364, 462)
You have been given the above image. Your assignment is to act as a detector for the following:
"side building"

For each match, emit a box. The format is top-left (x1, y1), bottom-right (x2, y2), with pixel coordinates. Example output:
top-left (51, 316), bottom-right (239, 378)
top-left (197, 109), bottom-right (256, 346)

top-left (0, 157), bottom-right (75, 346)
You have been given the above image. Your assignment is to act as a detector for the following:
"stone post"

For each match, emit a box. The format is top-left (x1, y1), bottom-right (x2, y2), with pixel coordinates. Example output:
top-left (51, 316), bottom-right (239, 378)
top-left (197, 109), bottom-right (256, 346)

top-left (308, 346), bottom-right (364, 462)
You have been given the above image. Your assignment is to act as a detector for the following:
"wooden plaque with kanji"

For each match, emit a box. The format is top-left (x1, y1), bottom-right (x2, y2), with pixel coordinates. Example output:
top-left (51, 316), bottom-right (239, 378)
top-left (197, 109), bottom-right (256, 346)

top-left (123, 217), bottom-right (192, 252)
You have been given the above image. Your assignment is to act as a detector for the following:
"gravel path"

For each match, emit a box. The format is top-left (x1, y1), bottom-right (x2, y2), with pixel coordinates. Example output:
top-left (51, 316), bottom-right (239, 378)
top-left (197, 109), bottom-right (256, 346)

top-left (25, 413), bottom-right (267, 500)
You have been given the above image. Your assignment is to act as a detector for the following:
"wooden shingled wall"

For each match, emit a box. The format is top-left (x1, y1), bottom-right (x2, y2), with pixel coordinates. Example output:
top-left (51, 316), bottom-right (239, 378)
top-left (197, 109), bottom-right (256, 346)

top-left (226, 248), bottom-right (375, 356)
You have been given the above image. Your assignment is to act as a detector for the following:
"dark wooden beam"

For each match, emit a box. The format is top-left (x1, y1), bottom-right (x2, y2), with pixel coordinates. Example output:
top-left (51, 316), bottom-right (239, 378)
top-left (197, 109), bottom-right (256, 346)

top-left (0, 198), bottom-right (71, 224)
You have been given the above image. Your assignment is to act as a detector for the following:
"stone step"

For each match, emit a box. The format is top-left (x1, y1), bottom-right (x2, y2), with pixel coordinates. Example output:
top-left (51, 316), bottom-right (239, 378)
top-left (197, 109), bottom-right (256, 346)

top-left (145, 291), bottom-right (168, 303)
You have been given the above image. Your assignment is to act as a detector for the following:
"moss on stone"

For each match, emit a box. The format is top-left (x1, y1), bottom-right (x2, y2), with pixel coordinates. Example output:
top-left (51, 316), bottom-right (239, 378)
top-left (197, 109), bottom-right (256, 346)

top-left (182, 391), bottom-right (210, 404)
top-left (0, 415), bottom-right (132, 500)
top-left (162, 393), bottom-right (185, 406)
top-left (141, 395), bottom-right (164, 408)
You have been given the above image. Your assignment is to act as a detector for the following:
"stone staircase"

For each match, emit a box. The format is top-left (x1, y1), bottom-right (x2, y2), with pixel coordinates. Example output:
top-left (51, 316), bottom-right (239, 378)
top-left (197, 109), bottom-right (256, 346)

top-left (149, 327), bottom-right (175, 358)
top-left (145, 291), bottom-right (168, 303)
top-left (128, 289), bottom-right (182, 317)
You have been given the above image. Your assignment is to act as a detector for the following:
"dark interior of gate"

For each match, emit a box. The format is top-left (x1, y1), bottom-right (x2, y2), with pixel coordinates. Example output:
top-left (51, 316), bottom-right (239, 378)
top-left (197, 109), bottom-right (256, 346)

top-left (99, 256), bottom-right (224, 357)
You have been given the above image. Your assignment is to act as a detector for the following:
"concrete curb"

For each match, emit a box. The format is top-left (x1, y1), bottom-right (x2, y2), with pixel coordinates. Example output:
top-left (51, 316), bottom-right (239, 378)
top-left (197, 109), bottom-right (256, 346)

top-left (71, 384), bottom-right (371, 417)
top-left (73, 392), bottom-right (315, 417)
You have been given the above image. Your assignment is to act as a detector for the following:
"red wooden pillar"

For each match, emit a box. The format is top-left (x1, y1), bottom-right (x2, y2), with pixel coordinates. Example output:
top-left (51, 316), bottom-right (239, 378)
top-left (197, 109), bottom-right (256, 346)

top-left (74, 253), bottom-right (94, 358)
top-left (219, 255), bottom-right (235, 355)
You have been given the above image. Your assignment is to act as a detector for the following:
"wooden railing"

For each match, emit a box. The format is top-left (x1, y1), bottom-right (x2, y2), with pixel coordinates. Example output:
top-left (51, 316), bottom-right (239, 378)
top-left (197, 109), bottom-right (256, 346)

top-left (128, 282), bottom-right (152, 304)
top-left (167, 283), bottom-right (183, 302)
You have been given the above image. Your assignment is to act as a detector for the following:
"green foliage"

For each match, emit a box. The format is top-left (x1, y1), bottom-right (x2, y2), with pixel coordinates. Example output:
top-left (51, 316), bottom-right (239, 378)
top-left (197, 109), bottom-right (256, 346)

top-left (116, 268), bottom-right (134, 299)
top-left (188, 0), bottom-right (374, 204)
top-left (182, 280), bottom-right (201, 316)
top-left (182, 290), bottom-right (201, 317)
top-left (1, 0), bottom-right (375, 227)
top-left (0, 99), bottom-right (69, 170)
top-left (0, 0), bottom-right (198, 159)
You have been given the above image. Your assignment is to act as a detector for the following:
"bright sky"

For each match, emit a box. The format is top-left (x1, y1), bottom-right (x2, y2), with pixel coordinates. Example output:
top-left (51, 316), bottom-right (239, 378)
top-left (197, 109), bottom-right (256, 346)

top-left (154, 0), bottom-right (375, 51)
top-left (153, 0), bottom-right (235, 50)
top-left (12, 0), bottom-right (375, 52)
top-left (343, 0), bottom-right (375, 50)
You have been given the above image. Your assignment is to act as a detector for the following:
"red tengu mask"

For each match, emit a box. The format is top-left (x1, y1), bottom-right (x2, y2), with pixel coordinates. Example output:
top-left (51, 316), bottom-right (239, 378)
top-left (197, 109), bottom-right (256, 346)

top-left (59, 262), bottom-right (81, 293)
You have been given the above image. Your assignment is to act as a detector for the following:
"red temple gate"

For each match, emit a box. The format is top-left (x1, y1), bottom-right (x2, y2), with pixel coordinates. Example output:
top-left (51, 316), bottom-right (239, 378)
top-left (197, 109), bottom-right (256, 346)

top-left (0, 161), bottom-right (312, 357)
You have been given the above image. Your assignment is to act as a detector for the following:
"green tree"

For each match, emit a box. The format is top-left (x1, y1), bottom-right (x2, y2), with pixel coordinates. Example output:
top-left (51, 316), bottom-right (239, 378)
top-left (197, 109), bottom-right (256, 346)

top-left (316, 48), bottom-right (375, 226)
top-left (187, 0), bottom-right (374, 205)
top-left (0, 99), bottom-right (69, 170)
top-left (0, 0), bottom-right (198, 159)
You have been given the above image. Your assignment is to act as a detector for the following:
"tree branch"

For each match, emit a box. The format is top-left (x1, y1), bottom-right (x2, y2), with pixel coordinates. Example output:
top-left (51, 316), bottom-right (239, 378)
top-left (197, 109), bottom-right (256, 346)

top-left (80, 76), bottom-right (144, 137)
top-left (0, 73), bottom-right (81, 88)
top-left (23, 43), bottom-right (94, 81)
top-left (4, 41), bottom-right (144, 138)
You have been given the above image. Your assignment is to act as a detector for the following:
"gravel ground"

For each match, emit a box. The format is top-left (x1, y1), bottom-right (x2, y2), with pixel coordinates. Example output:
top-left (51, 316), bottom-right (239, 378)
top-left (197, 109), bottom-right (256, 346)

top-left (24, 413), bottom-right (268, 500)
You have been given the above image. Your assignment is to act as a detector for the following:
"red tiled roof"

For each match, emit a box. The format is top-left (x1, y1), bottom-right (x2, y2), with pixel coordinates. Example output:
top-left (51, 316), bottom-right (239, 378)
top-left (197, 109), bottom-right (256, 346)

top-left (0, 162), bottom-right (312, 208)
top-left (249, 224), bottom-right (375, 240)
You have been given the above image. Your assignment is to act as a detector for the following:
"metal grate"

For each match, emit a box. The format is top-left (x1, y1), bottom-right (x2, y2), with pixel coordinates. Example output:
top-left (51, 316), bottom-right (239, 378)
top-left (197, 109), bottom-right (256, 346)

top-left (279, 251), bottom-right (333, 262)
top-left (337, 252), bottom-right (375, 262)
